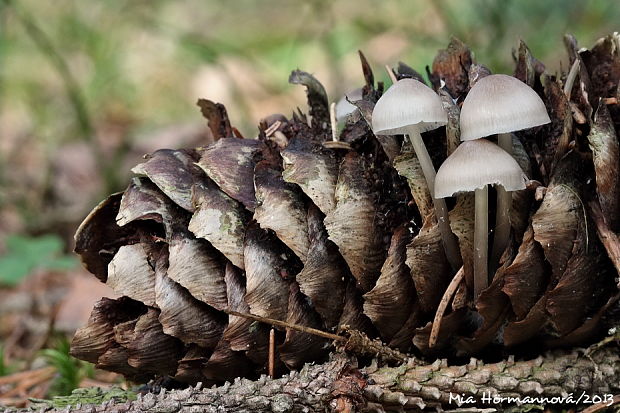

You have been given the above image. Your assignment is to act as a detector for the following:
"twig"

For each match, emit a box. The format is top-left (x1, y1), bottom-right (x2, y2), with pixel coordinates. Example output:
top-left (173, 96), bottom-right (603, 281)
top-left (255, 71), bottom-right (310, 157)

top-left (224, 310), bottom-right (408, 363)
top-left (225, 309), bottom-right (344, 342)
top-left (268, 328), bottom-right (275, 378)
top-left (429, 266), bottom-right (465, 348)
top-left (384, 64), bottom-right (397, 84)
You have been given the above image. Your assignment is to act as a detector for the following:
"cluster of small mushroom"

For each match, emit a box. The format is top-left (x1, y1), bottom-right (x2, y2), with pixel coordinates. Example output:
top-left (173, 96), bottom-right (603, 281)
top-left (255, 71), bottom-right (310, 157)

top-left (370, 75), bottom-right (550, 300)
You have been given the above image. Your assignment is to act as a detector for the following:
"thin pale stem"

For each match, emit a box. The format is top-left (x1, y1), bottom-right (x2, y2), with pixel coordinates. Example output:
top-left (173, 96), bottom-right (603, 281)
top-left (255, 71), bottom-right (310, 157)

top-left (491, 133), bottom-right (513, 274)
top-left (329, 101), bottom-right (338, 142)
top-left (385, 65), bottom-right (397, 84)
top-left (563, 58), bottom-right (580, 99)
top-left (406, 126), bottom-right (462, 270)
top-left (474, 186), bottom-right (489, 300)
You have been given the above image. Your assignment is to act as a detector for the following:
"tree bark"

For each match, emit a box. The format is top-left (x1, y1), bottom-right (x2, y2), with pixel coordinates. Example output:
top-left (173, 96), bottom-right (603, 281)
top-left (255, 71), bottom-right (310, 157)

top-left (21, 337), bottom-right (620, 412)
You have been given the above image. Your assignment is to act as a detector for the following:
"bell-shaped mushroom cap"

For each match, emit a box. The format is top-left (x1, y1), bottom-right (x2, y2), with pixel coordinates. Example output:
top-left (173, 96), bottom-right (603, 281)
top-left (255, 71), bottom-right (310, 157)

top-left (435, 139), bottom-right (527, 198)
top-left (335, 88), bottom-right (363, 122)
top-left (372, 78), bottom-right (448, 135)
top-left (460, 74), bottom-right (550, 141)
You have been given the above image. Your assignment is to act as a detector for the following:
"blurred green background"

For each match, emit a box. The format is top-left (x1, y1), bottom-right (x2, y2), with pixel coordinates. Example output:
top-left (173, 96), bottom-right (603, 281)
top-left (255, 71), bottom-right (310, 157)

top-left (0, 0), bottom-right (618, 250)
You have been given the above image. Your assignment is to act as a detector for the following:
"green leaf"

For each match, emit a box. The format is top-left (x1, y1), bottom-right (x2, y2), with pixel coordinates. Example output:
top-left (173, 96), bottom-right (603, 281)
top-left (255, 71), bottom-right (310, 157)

top-left (0, 255), bottom-right (33, 285)
top-left (0, 234), bottom-right (77, 286)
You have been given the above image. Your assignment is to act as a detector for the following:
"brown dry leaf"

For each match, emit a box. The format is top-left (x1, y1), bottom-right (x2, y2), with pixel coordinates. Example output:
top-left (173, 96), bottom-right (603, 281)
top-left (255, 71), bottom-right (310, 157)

top-left (363, 226), bottom-right (415, 342)
top-left (167, 235), bottom-right (228, 311)
top-left (107, 243), bottom-right (156, 307)
top-left (501, 226), bottom-right (547, 320)
top-left (96, 345), bottom-right (149, 382)
top-left (155, 248), bottom-right (226, 348)
top-left (197, 138), bottom-right (264, 211)
top-left (338, 279), bottom-right (376, 335)
top-left (70, 297), bottom-right (146, 364)
top-left (196, 99), bottom-right (234, 141)
top-left (531, 172), bottom-right (581, 282)
top-left (503, 296), bottom-right (547, 347)
top-left (254, 161), bottom-right (310, 262)
top-left (544, 78), bottom-right (573, 175)
top-left (514, 40), bottom-right (545, 88)
top-left (533, 153), bottom-right (605, 336)
top-left (439, 89), bottom-right (461, 156)
top-left (413, 310), bottom-right (466, 354)
top-left (546, 252), bottom-right (600, 335)
top-left (221, 263), bottom-right (270, 365)
top-left (588, 102), bottom-right (619, 231)
top-left (296, 205), bottom-right (347, 330)
top-left (324, 152), bottom-right (384, 293)
top-left (456, 251), bottom-right (514, 356)
top-left (394, 144), bottom-right (434, 222)
top-left (74, 193), bottom-right (147, 282)
top-left (580, 33), bottom-right (620, 119)
top-left (188, 181), bottom-right (250, 269)
top-left (395, 61), bottom-right (426, 83)
top-left (116, 178), bottom-right (176, 231)
top-left (123, 309), bottom-right (183, 375)
top-left (511, 136), bottom-right (534, 241)
top-left (468, 63), bottom-right (492, 89)
top-left (175, 345), bottom-right (210, 384)
top-left (545, 292), bottom-right (620, 347)
top-left (564, 35), bottom-right (595, 120)
top-left (288, 70), bottom-right (330, 136)
top-left (449, 194), bottom-right (474, 292)
top-left (202, 339), bottom-right (256, 382)
top-left (243, 224), bottom-right (299, 321)
top-left (387, 302), bottom-right (423, 351)
top-left (406, 220), bottom-right (451, 313)
top-left (281, 136), bottom-right (338, 216)
top-left (430, 37), bottom-right (473, 99)
top-left (131, 149), bottom-right (203, 212)
top-left (279, 283), bottom-right (330, 370)
top-left (349, 95), bottom-right (401, 163)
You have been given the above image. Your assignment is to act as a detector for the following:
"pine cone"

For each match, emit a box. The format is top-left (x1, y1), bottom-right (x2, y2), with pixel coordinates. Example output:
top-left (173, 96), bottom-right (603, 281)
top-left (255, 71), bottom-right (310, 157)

top-left (71, 35), bottom-right (620, 385)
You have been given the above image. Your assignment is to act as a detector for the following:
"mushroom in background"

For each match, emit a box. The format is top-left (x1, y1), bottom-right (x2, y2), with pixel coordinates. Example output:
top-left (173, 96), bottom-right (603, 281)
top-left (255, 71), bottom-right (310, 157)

top-left (372, 78), bottom-right (461, 270)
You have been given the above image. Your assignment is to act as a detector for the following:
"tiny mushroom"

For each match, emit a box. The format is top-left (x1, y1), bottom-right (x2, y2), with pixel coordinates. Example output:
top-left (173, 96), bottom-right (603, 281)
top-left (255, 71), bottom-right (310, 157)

top-left (460, 74), bottom-right (550, 270)
top-left (372, 78), bottom-right (461, 270)
top-left (435, 139), bottom-right (528, 299)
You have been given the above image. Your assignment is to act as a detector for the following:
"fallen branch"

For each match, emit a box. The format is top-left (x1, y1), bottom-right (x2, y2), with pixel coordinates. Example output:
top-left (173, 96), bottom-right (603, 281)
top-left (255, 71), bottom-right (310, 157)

top-left (18, 335), bottom-right (620, 412)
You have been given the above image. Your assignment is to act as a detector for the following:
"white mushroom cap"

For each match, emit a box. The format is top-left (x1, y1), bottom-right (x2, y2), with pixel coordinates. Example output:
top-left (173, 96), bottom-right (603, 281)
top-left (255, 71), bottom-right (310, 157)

top-left (372, 78), bottom-right (448, 135)
top-left (335, 88), bottom-right (363, 122)
top-left (435, 139), bottom-right (528, 198)
top-left (460, 74), bottom-right (550, 141)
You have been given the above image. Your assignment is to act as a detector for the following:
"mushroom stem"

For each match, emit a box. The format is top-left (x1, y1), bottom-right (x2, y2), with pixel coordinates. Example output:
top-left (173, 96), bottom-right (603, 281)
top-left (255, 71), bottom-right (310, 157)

top-left (406, 126), bottom-right (462, 270)
top-left (474, 185), bottom-right (489, 300)
top-left (491, 133), bottom-right (513, 274)
top-left (329, 102), bottom-right (338, 142)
